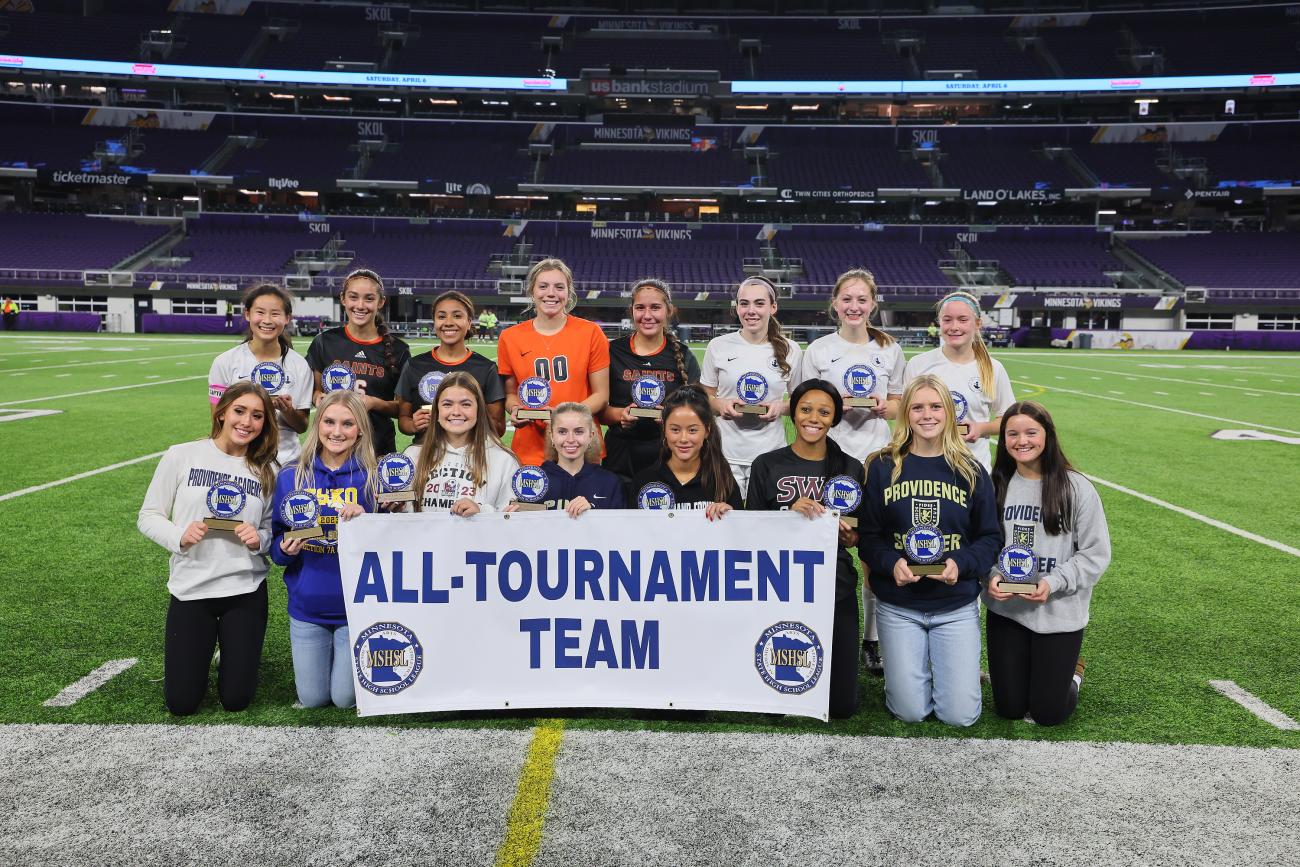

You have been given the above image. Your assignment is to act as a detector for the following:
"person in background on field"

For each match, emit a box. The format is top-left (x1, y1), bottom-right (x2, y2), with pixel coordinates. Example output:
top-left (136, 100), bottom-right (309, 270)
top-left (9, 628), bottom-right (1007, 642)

top-left (498, 258), bottom-right (610, 468)
top-left (984, 401), bottom-right (1110, 726)
top-left (271, 390), bottom-right (378, 710)
top-left (1, 296), bottom-right (18, 331)
top-left (857, 375), bottom-right (1001, 727)
top-left (306, 268), bottom-right (411, 458)
top-left (209, 283), bottom-right (312, 465)
top-left (137, 381), bottom-right (278, 716)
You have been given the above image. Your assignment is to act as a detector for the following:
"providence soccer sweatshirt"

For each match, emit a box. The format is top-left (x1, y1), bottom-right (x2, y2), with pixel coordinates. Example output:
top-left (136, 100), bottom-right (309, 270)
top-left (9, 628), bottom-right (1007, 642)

top-left (856, 452), bottom-right (1002, 613)
top-left (982, 470), bottom-right (1111, 634)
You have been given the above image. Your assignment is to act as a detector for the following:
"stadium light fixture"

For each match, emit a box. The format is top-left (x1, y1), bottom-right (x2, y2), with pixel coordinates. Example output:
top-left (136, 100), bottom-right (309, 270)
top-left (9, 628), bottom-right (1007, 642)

top-left (976, 200), bottom-right (997, 206)
top-left (238, 188), bottom-right (265, 195)
top-left (1097, 209), bottom-right (1118, 215)
top-left (736, 104), bottom-right (769, 110)
top-left (428, 98), bottom-right (459, 105)
top-left (322, 94), bottom-right (351, 102)
top-left (269, 93), bottom-right (294, 99)
top-left (791, 103), bottom-right (820, 111)
top-left (294, 190), bottom-right (319, 197)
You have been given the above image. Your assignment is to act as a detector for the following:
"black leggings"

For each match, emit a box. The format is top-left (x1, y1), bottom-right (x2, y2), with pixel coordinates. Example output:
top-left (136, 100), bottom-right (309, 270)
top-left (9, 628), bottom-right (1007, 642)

top-left (828, 592), bottom-right (861, 720)
top-left (164, 582), bottom-right (268, 715)
top-left (985, 608), bottom-right (1084, 726)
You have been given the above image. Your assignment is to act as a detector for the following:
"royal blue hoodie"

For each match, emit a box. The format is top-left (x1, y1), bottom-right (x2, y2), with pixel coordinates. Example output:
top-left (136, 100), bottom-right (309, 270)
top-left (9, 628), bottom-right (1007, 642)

top-left (271, 453), bottom-right (375, 627)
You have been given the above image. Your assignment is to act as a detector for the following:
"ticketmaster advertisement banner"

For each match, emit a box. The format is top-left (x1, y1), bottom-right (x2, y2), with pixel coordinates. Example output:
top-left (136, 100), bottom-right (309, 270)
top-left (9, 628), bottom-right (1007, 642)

top-left (339, 511), bottom-right (838, 720)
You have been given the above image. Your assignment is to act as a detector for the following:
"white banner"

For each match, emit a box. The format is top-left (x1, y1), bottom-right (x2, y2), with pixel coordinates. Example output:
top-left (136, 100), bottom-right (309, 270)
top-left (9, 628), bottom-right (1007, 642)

top-left (338, 511), bottom-right (839, 720)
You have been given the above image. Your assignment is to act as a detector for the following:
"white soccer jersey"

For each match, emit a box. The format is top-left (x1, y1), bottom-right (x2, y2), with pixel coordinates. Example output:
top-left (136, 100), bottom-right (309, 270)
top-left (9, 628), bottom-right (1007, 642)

top-left (798, 332), bottom-right (905, 461)
top-left (209, 343), bottom-right (314, 465)
top-left (903, 347), bottom-right (1015, 472)
top-left (699, 330), bottom-right (804, 467)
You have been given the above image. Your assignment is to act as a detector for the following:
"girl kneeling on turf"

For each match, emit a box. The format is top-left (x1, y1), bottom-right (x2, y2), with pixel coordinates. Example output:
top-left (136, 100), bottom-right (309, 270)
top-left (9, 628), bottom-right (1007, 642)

top-left (138, 381), bottom-right (278, 715)
top-left (404, 371), bottom-right (518, 515)
top-left (857, 374), bottom-right (1001, 726)
top-left (523, 402), bottom-right (624, 515)
top-left (628, 385), bottom-right (742, 519)
top-left (984, 401), bottom-right (1111, 726)
top-left (747, 379), bottom-right (864, 719)
top-left (271, 390), bottom-right (377, 709)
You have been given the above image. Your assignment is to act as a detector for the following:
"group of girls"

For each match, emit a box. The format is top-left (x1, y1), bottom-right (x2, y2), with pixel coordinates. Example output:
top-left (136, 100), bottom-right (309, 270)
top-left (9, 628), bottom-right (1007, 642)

top-left (139, 256), bottom-right (1109, 728)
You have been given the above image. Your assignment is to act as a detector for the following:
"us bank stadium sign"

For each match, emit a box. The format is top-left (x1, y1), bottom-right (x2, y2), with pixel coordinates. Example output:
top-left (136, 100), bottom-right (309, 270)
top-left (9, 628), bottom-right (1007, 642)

top-left (588, 78), bottom-right (714, 96)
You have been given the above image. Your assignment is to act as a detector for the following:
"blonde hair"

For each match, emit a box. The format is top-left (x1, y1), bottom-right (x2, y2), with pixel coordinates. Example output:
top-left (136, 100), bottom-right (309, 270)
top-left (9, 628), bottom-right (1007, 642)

top-left (875, 374), bottom-right (980, 492)
top-left (936, 290), bottom-right (996, 403)
top-left (293, 390), bottom-right (378, 504)
top-left (831, 269), bottom-right (893, 347)
top-left (525, 257), bottom-right (577, 314)
top-left (544, 401), bottom-right (602, 463)
top-left (412, 371), bottom-right (510, 511)
top-left (735, 275), bottom-right (792, 377)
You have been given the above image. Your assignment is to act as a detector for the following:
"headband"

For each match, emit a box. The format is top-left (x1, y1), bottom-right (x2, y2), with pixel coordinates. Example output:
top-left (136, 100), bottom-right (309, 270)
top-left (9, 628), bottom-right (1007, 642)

top-left (939, 292), bottom-right (981, 316)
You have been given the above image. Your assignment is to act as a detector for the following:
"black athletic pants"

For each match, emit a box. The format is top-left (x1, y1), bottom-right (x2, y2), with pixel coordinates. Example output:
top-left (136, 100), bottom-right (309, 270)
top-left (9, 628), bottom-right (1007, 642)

top-left (828, 592), bottom-right (861, 719)
top-left (164, 582), bottom-right (268, 715)
top-left (985, 608), bottom-right (1083, 726)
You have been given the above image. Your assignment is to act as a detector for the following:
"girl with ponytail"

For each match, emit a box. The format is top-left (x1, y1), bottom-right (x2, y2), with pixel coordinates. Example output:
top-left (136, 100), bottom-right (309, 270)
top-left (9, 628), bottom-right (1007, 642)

top-left (797, 269), bottom-right (906, 674)
top-left (306, 269), bottom-right (411, 458)
top-left (601, 278), bottom-right (701, 482)
top-left (699, 276), bottom-right (803, 500)
top-left (902, 290), bottom-right (1014, 473)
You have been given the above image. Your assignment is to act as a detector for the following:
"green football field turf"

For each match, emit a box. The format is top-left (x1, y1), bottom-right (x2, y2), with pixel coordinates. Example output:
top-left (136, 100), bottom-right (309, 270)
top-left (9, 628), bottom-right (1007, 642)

top-left (1, 332), bottom-right (1297, 748)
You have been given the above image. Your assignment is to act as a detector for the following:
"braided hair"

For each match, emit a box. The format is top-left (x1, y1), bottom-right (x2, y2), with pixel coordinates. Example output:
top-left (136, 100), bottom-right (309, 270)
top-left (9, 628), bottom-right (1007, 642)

top-left (629, 278), bottom-right (691, 386)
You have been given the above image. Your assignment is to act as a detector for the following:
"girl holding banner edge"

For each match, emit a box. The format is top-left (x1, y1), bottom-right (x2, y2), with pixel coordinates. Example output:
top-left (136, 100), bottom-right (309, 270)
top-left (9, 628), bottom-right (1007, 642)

top-left (984, 401), bottom-right (1111, 725)
top-left (498, 258), bottom-right (611, 467)
top-left (903, 290), bottom-right (1014, 473)
top-left (700, 276), bottom-right (803, 500)
top-left (600, 278), bottom-right (700, 482)
top-left (796, 269), bottom-right (905, 677)
top-left (396, 290), bottom-right (505, 445)
top-left (747, 380), bottom-right (864, 719)
top-left (404, 372), bottom-right (518, 515)
top-left (208, 283), bottom-right (312, 465)
top-left (271, 391), bottom-right (379, 710)
top-left (137, 381), bottom-right (278, 716)
top-left (856, 375), bottom-right (1001, 726)
top-left (628, 385), bottom-right (742, 519)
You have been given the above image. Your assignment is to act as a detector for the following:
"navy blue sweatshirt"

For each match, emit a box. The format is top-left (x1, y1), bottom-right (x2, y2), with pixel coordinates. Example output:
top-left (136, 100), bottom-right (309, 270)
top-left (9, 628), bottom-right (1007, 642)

top-left (271, 453), bottom-right (376, 627)
top-left (538, 460), bottom-right (626, 510)
top-left (856, 452), bottom-right (1002, 614)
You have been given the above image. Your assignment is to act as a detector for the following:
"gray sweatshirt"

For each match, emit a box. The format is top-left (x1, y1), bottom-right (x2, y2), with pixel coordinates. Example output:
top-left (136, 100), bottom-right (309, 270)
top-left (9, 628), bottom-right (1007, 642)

top-left (983, 469), bottom-right (1111, 633)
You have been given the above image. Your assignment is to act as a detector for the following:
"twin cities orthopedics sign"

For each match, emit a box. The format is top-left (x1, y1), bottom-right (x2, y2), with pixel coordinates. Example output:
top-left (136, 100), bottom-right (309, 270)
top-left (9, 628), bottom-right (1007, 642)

top-left (338, 511), bottom-right (839, 720)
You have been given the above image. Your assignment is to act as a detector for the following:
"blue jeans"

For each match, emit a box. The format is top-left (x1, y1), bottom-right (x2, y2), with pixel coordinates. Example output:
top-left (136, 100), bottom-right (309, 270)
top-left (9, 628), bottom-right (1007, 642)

top-left (876, 599), bottom-right (981, 726)
top-left (288, 617), bottom-right (355, 709)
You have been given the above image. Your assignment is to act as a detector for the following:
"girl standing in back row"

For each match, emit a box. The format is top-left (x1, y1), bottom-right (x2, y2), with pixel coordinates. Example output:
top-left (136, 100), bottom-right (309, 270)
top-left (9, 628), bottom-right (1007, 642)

top-left (306, 268), bottom-right (411, 459)
top-left (798, 269), bottom-right (905, 676)
top-left (903, 291), bottom-right (1013, 473)
top-left (700, 276), bottom-right (803, 500)
top-left (497, 258), bottom-right (610, 467)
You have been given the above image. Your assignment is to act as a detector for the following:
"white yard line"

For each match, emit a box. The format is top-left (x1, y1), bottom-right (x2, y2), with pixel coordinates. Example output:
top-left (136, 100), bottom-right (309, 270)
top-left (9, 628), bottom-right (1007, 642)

top-left (1007, 357), bottom-right (1300, 396)
top-left (0, 375), bottom-right (205, 407)
top-left (42, 659), bottom-right (139, 708)
top-left (0, 452), bottom-right (164, 502)
top-left (2, 351), bottom-right (213, 374)
top-left (0, 409), bottom-right (61, 423)
top-left (1209, 681), bottom-right (1300, 731)
top-left (1086, 473), bottom-right (1300, 559)
top-left (1011, 379), bottom-right (1300, 436)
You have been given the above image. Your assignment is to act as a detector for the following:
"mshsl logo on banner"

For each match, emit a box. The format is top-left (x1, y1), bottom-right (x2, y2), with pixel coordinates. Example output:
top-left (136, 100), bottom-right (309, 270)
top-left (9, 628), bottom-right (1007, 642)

top-left (337, 511), bottom-right (838, 721)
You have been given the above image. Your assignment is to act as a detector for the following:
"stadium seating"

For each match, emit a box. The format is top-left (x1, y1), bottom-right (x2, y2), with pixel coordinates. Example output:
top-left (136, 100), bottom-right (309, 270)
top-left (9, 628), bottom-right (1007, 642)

top-left (0, 213), bottom-right (173, 271)
top-left (1126, 233), bottom-right (1300, 289)
top-left (963, 231), bottom-right (1122, 288)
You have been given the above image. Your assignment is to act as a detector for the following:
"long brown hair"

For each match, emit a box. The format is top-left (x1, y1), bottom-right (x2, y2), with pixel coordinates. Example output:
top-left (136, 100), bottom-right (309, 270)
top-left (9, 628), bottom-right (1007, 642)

top-left (411, 371), bottom-right (510, 511)
top-left (658, 384), bottom-right (736, 504)
top-left (209, 380), bottom-right (278, 496)
top-left (831, 269), bottom-right (893, 347)
top-left (630, 277), bottom-right (690, 386)
top-left (935, 290), bottom-right (996, 403)
top-left (736, 276), bottom-right (792, 377)
top-left (993, 401), bottom-right (1077, 535)
top-left (874, 374), bottom-right (980, 492)
top-left (293, 390), bottom-right (378, 505)
top-left (240, 282), bottom-right (295, 357)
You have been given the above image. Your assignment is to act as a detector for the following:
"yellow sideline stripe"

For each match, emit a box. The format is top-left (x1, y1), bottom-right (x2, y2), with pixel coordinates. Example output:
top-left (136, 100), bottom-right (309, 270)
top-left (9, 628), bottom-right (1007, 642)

top-left (494, 719), bottom-right (565, 867)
